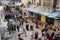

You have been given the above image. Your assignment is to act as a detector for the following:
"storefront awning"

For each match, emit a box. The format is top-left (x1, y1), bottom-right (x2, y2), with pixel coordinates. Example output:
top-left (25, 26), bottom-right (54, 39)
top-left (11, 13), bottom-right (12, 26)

top-left (48, 12), bottom-right (60, 19)
top-left (56, 14), bottom-right (60, 18)
top-left (25, 7), bottom-right (50, 16)
top-left (25, 7), bottom-right (40, 13)
top-left (40, 11), bottom-right (50, 16)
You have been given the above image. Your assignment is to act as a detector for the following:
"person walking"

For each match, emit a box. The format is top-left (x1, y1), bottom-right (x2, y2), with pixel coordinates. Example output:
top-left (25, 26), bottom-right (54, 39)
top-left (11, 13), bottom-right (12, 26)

top-left (7, 22), bottom-right (11, 34)
top-left (46, 33), bottom-right (51, 40)
top-left (21, 18), bottom-right (24, 25)
top-left (42, 24), bottom-right (48, 36)
top-left (7, 20), bottom-right (13, 34)
top-left (18, 34), bottom-right (23, 40)
top-left (17, 25), bottom-right (20, 32)
top-left (17, 21), bottom-right (20, 32)
top-left (50, 31), bottom-right (56, 40)
top-left (23, 28), bottom-right (27, 37)
top-left (13, 24), bottom-right (16, 32)
top-left (30, 31), bottom-right (35, 40)
top-left (26, 24), bottom-right (29, 30)
top-left (30, 35), bottom-right (34, 40)
top-left (30, 25), bottom-right (33, 31)
top-left (38, 38), bottom-right (41, 40)
top-left (35, 31), bottom-right (39, 40)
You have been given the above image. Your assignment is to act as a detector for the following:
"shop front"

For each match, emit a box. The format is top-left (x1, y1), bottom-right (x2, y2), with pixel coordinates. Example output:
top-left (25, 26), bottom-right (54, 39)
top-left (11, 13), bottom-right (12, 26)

top-left (41, 15), bottom-right (46, 23)
top-left (47, 12), bottom-right (60, 28)
top-left (53, 18), bottom-right (60, 29)
top-left (46, 17), bottom-right (54, 25)
top-left (29, 11), bottom-right (41, 23)
top-left (56, 14), bottom-right (60, 27)
top-left (58, 19), bottom-right (60, 27)
top-left (28, 11), bottom-right (42, 28)
top-left (25, 7), bottom-right (50, 26)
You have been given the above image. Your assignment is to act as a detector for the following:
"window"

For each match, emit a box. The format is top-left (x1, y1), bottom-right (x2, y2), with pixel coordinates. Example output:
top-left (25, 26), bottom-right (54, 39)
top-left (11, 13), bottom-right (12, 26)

top-left (34, 0), bottom-right (36, 4)
top-left (37, 14), bottom-right (41, 21)
top-left (39, 0), bottom-right (41, 6)
top-left (43, 2), bottom-right (52, 7)
top-left (43, 0), bottom-right (53, 7)
top-left (53, 0), bottom-right (57, 12)
top-left (32, 0), bottom-right (33, 4)
top-left (19, 0), bottom-right (21, 2)
top-left (46, 17), bottom-right (54, 24)
top-left (53, 0), bottom-right (57, 9)
top-left (32, 0), bottom-right (36, 4)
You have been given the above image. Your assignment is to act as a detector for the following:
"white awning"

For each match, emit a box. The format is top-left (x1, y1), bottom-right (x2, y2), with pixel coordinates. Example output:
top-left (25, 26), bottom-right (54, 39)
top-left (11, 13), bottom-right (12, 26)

top-left (25, 7), bottom-right (50, 16)
top-left (48, 12), bottom-right (60, 19)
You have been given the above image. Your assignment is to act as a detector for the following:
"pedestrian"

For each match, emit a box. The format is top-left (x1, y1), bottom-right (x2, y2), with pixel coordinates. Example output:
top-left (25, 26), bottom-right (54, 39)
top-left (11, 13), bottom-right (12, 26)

top-left (46, 33), bottom-right (51, 40)
top-left (11, 24), bottom-right (14, 33)
top-left (20, 18), bottom-right (22, 26)
top-left (26, 24), bottom-right (29, 30)
top-left (13, 25), bottom-right (16, 32)
top-left (7, 21), bottom-right (13, 34)
top-left (35, 31), bottom-right (39, 40)
top-left (30, 25), bottom-right (33, 31)
top-left (11, 19), bottom-right (16, 33)
top-left (42, 24), bottom-right (48, 36)
top-left (17, 25), bottom-right (20, 32)
top-left (21, 18), bottom-right (24, 25)
top-left (50, 31), bottom-right (55, 38)
top-left (50, 31), bottom-right (55, 40)
top-left (23, 28), bottom-right (27, 37)
top-left (36, 22), bottom-right (38, 28)
top-left (18, 34), bottom-right (23, 40)
top-left (38, 38), bottom-right (41, 40)
top-left (30, 35), bottom-right (34, 40)
top-left (17, 21), bottom-right (20, 32)
top-left (19, 21), bottom-right (21, 26)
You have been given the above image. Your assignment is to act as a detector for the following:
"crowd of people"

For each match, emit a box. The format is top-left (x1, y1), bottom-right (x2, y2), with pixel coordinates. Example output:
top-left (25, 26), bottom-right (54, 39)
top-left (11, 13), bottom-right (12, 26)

top-left (4, 8), bottom-right (41, 40)
top-left (4, 5), bottom-right (60, 40)
top-left (42, 24), bottom-right (60, 40)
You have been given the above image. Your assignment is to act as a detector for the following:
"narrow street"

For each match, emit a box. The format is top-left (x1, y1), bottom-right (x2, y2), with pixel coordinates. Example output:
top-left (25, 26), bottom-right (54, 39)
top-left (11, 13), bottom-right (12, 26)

top-left (0, 0), bottom-right (60, 40)
top-left (4, 19), bottom-right (43, 40)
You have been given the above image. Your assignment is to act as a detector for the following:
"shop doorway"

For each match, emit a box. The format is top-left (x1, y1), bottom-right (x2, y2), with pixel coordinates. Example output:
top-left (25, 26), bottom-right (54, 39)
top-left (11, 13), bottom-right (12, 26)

top-left (46, 17), bottom-right (54, 25)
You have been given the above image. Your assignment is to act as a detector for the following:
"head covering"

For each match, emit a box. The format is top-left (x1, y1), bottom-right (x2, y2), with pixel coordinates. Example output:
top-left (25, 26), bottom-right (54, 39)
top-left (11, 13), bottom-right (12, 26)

top-left (18, 34), bottom-right (21, 37)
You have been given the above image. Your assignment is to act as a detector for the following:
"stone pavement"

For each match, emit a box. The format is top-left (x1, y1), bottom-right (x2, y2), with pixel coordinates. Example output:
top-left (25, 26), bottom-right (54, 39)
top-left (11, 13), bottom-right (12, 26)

top-left (3, 19), bottom-right (43, 40)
